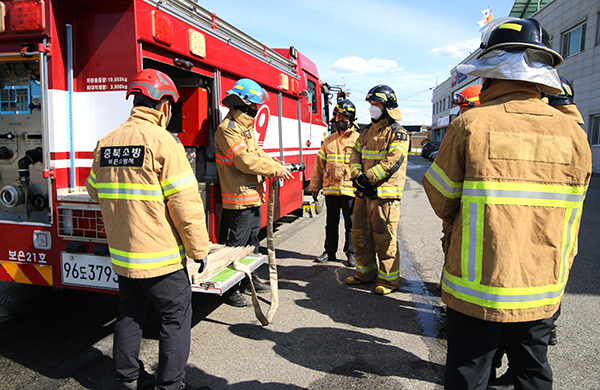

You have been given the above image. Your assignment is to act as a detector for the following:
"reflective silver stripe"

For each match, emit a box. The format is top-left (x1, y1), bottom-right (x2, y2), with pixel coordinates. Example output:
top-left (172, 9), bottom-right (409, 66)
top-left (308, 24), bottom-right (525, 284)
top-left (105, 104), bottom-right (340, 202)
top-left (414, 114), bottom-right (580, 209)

top-left (468, 203), bottom-right (478, 282)
top-left (110, 247), bottom-right (186, 265)
top-left (425, 165), bottom-right (463, 196)
top-left (562, 208), bottom-right (578, 284)
top-left (161, 172), bottom-right (197, 195)
top-left (97, 187), bottom-right (163, 198)
top-left (443, 273), bottom-right (565, 303)
top-left (462, 188), bottom-right (584, 203)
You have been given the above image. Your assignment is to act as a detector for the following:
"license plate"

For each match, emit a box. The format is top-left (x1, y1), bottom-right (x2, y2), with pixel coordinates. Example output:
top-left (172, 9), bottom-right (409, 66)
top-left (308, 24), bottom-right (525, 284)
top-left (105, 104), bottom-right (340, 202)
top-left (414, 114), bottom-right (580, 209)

top-left (61, 252), bottom-right (118, 291)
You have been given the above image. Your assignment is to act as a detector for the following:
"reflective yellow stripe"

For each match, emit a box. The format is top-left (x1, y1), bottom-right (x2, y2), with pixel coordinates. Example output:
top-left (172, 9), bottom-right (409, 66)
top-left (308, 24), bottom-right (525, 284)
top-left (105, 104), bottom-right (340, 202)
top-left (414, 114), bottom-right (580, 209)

top-left (317, 149), bottom-right (326, 160)
top-left (350, 163), bottom-right (362, 174)
top-left (356, 263), bottom-right (377, 275)
top-left (87, 170), bottom-right (97, 188)
top-left (96, 182), bottom-right (164, 201)
top-left (361, 149), bottom-right (387, 160)
top-left (323, 186), bottom-right (355, 196)
top-left (449, 180), bottom-right (587, 310)
top-left (325, 154), bottom-right (351, 163)
top-left (110, 246), bottom-right (185, 270)
top-left (462, 181), bottom-right (587, 208)
top-left (378, 269), bottom-right (399, 281)
top-left (423, 162), bottom-right (463, 199)
top-left (161, 169), bottom-right (198, 196)
top-left (372, 165), bottom-right (386, 180)
top-left (442, 271), bottom-right (565, 310)
top-left (388, 142), bottom-right (407, 155)
top-left (377, 186), bottom-right (404, 197)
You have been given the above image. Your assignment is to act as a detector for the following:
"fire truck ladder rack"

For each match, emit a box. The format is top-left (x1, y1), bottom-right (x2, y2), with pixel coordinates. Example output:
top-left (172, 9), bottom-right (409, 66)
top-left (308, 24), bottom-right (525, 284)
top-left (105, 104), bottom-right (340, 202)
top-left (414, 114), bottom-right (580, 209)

top-left (144, 0), bottom-right (300, 79)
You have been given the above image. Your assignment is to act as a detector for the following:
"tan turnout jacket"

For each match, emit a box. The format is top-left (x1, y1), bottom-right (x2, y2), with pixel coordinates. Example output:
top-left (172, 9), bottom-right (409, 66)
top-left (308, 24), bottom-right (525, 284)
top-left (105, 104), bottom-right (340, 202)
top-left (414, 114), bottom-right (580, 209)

top-left (309, 123), bottom-right (360, 196)
top-left (86, 107), bottom-right (209, 279)
top-left (214, 109), bottom-right (282, 210)
top-left (349, 117), bottom-right (410, 199)
top-left (423, 80), bottom-right (592, 322)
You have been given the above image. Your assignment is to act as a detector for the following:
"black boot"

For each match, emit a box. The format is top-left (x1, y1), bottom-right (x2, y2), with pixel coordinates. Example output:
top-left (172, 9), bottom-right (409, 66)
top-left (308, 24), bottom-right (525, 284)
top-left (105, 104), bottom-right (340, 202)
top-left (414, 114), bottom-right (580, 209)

top-left (241, 273), bottom-right (270, 294)
top-left (345, 253), bottom-right (356, 267)
top-left (224, 289), bottom-right (248, 307)
top-left (314, 252), bottom-right (329, 263)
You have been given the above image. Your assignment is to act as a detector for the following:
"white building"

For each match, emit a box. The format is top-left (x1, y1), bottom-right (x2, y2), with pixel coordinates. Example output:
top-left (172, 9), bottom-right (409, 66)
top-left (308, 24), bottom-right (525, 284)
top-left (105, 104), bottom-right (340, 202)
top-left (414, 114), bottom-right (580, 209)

top-left (431, 0), bottom-right (600, 172)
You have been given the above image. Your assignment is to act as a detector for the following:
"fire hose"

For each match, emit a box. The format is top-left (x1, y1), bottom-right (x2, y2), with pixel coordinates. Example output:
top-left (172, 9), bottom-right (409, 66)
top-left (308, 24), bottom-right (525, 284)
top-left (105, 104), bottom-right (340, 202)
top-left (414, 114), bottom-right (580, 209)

top-left (233, 162), bottom-right (304, 325)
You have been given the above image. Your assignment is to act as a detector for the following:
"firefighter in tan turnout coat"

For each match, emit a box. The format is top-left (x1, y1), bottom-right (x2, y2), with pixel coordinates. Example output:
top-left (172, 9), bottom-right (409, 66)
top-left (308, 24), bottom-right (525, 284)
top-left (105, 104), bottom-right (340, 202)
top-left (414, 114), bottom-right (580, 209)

top-left (422, 18), bottom-right (592, 389)
top-left (345, 85), bottom-right (410, 295)
top-left (310, 99), bottom-right (360, 266)
top-left (86, 69), bottom-right (210, 390)
top-left (214, 78), bottom-right (292, 307)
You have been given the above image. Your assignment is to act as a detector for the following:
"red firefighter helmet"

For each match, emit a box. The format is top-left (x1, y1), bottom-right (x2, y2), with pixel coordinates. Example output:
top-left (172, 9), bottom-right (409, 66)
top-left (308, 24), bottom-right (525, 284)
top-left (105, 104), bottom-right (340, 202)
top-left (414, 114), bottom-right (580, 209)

top-left (126, 69), bottom-right (180, 102)
top-left (453, 85), bottom-right (482, 108)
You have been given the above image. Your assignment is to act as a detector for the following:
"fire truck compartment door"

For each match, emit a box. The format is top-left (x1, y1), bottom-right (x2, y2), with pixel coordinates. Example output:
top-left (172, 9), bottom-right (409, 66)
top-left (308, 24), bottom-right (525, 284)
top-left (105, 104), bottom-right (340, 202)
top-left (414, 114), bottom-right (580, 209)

top-left (177, 87), bottom-right (210, 147)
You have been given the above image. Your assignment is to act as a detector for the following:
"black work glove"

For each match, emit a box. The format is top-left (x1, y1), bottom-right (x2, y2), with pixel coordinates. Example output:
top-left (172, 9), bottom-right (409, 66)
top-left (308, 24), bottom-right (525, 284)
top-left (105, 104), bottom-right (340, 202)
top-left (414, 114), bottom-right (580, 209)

top-left (194, 256), bottom-right (208, 273)
top-left (312, 191), bottom-right (319, 202)
top-left (352, 174), bottom-right (377, 199)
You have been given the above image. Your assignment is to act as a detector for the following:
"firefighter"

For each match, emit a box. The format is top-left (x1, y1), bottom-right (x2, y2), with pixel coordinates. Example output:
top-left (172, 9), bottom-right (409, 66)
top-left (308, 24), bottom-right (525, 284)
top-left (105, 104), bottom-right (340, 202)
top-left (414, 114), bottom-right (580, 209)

top-left (422, 18), bottom-right (592, 390)
top-left (86, 69), bottom-right (210, 390)
top-left (215, 78), bottom-right (293, 307)
top-left (310, 99), bottom-right (360, 267)
top-left (452, 84), bottom-right (482, 115)
top-left (434, 84), bottom-right (483, 292)
top-left (345, 85), bottom-right (410, 295)
top-left (544, 75), bottom-right (585, 125)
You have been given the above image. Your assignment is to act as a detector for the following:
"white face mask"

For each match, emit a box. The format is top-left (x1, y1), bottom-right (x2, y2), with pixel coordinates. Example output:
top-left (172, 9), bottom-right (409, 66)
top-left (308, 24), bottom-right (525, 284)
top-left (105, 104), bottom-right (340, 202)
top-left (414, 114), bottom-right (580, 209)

top-left (369, 105), bottom-right (382, 120)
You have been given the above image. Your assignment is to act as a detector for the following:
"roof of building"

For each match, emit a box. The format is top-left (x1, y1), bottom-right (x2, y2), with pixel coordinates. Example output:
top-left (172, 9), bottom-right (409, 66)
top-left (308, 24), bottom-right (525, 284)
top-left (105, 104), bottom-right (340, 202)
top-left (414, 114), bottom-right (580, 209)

top-left (509, 0), bottom-right (552, 18)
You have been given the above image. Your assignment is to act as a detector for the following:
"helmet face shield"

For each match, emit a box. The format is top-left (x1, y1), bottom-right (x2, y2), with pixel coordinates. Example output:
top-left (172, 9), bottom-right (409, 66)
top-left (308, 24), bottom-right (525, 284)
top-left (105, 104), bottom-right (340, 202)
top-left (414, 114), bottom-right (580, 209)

top-left (453, 94), bottom-right (477, 107)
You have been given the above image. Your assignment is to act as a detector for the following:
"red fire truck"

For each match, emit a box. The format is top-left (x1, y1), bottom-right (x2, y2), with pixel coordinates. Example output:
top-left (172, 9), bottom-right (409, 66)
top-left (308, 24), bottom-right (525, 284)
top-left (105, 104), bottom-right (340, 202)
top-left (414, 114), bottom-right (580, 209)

top-left (0, 0), bottom-right (330, 293)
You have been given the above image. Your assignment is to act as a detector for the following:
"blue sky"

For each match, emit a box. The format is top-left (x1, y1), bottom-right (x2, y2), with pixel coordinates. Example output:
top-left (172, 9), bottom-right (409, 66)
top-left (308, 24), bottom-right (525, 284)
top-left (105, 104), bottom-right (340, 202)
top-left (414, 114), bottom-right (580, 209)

top-left (197, 0), bottom-right (515, 125)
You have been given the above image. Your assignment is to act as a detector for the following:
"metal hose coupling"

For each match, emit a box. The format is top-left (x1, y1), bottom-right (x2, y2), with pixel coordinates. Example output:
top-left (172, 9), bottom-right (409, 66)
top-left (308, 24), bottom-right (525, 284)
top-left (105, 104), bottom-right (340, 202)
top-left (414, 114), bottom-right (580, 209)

top-left (284, 162), bottom-right (305, 172)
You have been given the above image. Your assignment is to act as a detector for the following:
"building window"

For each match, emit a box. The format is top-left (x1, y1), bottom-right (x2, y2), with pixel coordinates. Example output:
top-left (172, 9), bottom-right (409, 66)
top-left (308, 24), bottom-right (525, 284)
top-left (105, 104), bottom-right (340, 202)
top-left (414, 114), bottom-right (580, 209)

top-left (590, 115), bottom-right (600, 146)
top-left (562, 23), bottom-right (586, 58)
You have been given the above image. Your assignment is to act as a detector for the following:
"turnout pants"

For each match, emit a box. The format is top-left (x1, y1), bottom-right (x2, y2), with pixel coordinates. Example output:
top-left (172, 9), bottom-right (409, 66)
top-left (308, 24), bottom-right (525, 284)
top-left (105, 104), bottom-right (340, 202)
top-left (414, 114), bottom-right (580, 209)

top-left (324, 195), bottom-right (355, 257)
top-left (445, 308), bottom-right (553, 390)
top-left (114, 268), bottom-right (192, 390)
top-left (351, 196), bottom-right (401, 289)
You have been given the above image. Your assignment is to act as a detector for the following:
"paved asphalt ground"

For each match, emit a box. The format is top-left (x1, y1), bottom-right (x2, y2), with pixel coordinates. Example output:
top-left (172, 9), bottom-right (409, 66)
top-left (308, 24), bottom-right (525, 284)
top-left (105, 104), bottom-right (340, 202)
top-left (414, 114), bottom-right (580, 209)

top-left (0, 155), bottom-right (598, 389)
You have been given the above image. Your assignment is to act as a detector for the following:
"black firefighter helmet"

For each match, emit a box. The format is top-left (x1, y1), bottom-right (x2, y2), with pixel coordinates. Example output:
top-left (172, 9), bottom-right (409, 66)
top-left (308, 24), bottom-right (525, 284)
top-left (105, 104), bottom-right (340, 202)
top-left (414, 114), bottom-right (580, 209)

top-left (333, 99), bottom-right (356, 122)
top-left (365, 84), bottom-right (402, 121)
top-left (479, 18), bottom-right (563, 67)
top-left (546, 76), bottom-right (575, 107)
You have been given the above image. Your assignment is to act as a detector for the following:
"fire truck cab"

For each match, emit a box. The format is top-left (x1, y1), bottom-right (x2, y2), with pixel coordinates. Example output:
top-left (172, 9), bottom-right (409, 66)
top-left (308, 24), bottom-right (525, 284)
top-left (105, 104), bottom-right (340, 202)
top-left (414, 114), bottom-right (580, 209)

top-left (0, 0), bottom-right (330, 294)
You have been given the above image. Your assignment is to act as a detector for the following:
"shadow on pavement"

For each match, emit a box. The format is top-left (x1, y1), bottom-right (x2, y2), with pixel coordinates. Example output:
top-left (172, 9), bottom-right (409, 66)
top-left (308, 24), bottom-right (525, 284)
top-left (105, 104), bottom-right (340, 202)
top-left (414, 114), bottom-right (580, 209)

top-left (228, 323), bottom-right (444, 387)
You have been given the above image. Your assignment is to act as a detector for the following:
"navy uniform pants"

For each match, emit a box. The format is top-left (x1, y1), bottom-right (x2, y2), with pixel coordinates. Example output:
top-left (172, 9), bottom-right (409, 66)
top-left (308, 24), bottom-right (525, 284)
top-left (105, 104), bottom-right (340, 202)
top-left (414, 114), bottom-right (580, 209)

top-left (445, 308), bottom-right (553, 390)
top-left (114, 268), bottom-right (192, 390)
top-left (220, 206), bottom-right (260, 253)
top-left (324, 195), bottom-right (355, 257)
